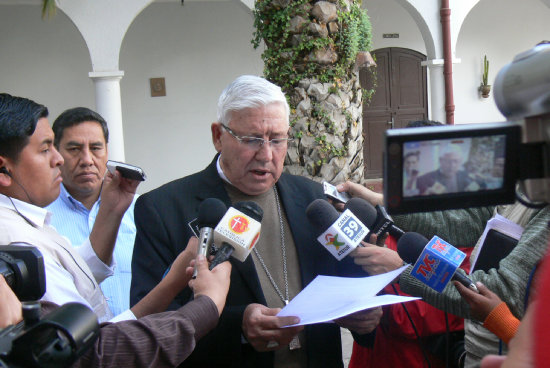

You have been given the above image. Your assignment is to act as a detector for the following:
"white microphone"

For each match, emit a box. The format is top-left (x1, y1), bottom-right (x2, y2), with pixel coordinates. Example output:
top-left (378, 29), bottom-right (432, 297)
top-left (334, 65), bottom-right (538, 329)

top-left (209, 201), bottom-right (263, 270)
top-left (305, 199), bottom-right (369, 260)
top-left (192, 198), bottom-right (228, 278)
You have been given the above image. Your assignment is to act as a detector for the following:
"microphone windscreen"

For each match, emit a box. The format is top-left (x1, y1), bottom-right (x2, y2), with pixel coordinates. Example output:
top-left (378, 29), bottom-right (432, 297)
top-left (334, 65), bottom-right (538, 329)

top-left (344, 198), bottom-right (378, 228)
top-left (306, 199), bottom-right (340, 236)
top-left (198, 198), bottom-right (228, 228)
top-left (397, 232), bottom-right (429, 264)
top-left (233, 201), bottom-right (264, 222)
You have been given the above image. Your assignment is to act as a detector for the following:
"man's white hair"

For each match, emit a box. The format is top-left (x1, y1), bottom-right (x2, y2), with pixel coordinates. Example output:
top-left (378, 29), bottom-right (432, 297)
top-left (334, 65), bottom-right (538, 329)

top-left (439, 143), bottom-right (464, 159)
top-left (216, 75), bottom-right (290, 126)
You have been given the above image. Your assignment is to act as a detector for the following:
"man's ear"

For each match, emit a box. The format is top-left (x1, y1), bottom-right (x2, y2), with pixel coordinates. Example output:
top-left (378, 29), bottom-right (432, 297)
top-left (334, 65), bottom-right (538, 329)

top-left (0, 157), bottom-right (13, 187)
top-left (211, 122), bottom-right (223, 153)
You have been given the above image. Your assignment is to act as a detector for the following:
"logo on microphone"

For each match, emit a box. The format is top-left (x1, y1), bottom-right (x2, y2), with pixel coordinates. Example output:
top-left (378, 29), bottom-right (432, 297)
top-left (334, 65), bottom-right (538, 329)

top-left (229, 215), bottom-right (249, 234)
top-left (410, 235), bottom-right (466, 292)
top-left (324, 233), bottom-right (346, 249)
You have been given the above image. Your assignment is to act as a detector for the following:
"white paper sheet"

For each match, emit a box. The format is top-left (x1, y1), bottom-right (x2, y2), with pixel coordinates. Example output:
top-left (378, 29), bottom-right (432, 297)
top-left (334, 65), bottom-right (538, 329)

top-left (277, 265), bottom-right (420, 326)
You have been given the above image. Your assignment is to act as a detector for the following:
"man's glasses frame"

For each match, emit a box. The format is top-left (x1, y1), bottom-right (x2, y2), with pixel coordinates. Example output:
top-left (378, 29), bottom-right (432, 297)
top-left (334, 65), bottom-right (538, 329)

top-left (221, 123), bottom-right (293, 150)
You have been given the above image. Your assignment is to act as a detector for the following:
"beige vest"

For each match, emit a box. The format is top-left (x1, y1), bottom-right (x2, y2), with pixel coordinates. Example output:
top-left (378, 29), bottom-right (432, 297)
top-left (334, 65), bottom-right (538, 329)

top-left (0, 207), bottom-right (112, 321)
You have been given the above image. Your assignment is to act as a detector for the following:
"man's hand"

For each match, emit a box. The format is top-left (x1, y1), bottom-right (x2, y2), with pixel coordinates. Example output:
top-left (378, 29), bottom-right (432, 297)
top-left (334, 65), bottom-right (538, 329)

top-left (0, 275), bottom-right (22, 328)
top-left (100, 170), bottom-right (140, 215)
top-left (164, 237), bottom-right (199, 292)
top-left (454, 281), bottom-right (503, 322)
top-left (241, 304), bottom-right (303, 352)
top-left (350, 242), bottom-right (403, 276)
top-left (188, 255), bottom-right (231, 316)
top-left (90, 170), bottom-right (141, 264)
top-left (335, 307), bottom-right (383, 335)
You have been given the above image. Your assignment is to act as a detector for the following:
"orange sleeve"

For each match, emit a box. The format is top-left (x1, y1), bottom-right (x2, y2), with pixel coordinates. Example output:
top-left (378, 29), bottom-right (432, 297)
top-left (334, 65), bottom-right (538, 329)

top-left (483, 301), bottom-right (521, 345)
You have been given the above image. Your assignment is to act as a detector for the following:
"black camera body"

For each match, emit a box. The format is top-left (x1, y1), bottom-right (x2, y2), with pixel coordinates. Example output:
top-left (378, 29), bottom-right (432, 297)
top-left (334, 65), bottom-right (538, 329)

top-left (0, 245), bottom-right (46, 301)
top-left (384, 122), bottom-right (522, 214)
top-left (0, 245), bottom-right (99, 368)
top-left (0, 302), bottom-right (99, 368)
top-left (384, 44), bottom-right (550, 214)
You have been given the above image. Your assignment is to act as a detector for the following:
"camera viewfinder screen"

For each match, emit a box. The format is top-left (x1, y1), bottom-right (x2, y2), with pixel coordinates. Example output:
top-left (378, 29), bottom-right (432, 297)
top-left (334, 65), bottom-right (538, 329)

top-left (402, 135), bottom-right (506, 198)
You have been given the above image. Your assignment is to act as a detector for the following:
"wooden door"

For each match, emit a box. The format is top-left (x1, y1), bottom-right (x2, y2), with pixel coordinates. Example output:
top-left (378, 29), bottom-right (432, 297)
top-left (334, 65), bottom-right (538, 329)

top-left (360, 48), bottom-right (427, 178)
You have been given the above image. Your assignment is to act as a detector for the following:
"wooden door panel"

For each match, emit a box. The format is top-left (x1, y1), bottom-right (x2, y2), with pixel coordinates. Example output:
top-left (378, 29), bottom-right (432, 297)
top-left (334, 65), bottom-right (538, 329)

top-left (393, 53), bottom-right (425, 108)
top-left (363, 112), bottom-right (391, 178)
top-left (361, 47), bottom-right (428, 178)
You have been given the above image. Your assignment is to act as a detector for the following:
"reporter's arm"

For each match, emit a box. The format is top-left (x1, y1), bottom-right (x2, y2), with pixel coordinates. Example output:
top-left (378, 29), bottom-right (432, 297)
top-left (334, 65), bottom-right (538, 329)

top-left (130, 237), bottom-right (199, 318)
top-left (89, 171), bottom-right (140, 264)
top-left (337, 181), bottom-right (384, 206)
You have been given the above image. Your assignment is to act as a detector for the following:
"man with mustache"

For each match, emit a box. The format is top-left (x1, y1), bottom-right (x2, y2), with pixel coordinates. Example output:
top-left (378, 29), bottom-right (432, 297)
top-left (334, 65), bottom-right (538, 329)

top-left (47, 107), bottom-right (136, 316)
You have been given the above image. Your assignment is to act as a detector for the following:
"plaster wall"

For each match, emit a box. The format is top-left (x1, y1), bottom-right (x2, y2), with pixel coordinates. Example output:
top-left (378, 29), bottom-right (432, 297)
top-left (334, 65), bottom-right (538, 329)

top-left (0, 2), bottom-right (263, 193)
top-left (453, 0), bottom-right (550, 124)
top-left (364, 0), bottom-right (426, 54)
top-left (0, 5), bottom-right (94, 121)
top-left (120, 1), bottom-right (263, 193)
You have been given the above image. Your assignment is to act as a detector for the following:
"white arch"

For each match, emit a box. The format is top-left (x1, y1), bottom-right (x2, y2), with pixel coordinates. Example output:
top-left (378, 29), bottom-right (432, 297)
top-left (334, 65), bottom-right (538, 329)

top-left (56, 0), bottom-right (155, 160)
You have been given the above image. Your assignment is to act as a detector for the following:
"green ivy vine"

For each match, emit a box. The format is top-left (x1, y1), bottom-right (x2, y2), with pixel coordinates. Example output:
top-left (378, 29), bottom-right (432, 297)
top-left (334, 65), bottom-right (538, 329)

top-left (252, 0), bottom-right (373, 98)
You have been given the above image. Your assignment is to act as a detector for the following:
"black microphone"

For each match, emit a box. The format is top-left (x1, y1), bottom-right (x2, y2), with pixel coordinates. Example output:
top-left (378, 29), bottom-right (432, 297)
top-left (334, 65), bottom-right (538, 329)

top-left (192, 198), bottom-right (228, 278)
top-left (305, 199), bottom-right (368, 260)
top-left (344, 198), bottom-right (405, 240)
top-left (305, 199), bottom-right (340, 237)
top-left (397, 232), bottom-right (479, 293)
top-left (209, 201), bottom-right (264, 270)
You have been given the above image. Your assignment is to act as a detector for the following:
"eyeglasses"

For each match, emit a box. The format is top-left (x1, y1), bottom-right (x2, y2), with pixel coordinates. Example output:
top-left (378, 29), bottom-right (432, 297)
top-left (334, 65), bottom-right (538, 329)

top-left (221, 124), bottom-right (293, 150)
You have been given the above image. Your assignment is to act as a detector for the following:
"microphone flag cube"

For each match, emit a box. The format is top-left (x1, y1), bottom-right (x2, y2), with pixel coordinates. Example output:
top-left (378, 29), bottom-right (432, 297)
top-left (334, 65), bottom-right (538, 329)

top-left (316, 209), bottom-right (368, 260)
top-left (214, 206), bottom-right (261, 262)
top-left (410, 235), bottom-right (466, 292)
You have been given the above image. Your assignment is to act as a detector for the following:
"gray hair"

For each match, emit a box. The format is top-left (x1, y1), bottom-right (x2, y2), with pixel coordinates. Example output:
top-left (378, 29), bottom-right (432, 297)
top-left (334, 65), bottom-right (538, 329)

top-left (216, 75), bottom-right (289, 126)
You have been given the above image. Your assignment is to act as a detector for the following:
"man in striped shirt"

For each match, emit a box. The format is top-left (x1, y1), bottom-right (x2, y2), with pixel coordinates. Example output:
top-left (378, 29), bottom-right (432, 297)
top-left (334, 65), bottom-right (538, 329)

top-left (46, 107), bottom-right (136, 316)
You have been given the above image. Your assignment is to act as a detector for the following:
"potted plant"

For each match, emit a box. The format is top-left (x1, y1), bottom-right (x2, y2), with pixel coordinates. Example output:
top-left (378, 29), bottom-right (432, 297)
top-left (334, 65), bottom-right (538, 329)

top-left (480, 55), bottom-right (491, 98)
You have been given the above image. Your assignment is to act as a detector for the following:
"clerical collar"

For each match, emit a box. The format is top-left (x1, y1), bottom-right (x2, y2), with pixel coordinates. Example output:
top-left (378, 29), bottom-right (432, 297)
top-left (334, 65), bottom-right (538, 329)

top-left (216, 155), bottom-right (233, 185)
top-left (0, 194), bottom-right (51, 228)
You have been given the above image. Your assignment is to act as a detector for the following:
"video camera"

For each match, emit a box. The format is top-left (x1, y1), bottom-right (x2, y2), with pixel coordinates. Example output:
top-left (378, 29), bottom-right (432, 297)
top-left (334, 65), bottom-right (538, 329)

top-left (384, 43), bottom-right (550, 214)
top-left (0, 244), bottom-right (99, 368)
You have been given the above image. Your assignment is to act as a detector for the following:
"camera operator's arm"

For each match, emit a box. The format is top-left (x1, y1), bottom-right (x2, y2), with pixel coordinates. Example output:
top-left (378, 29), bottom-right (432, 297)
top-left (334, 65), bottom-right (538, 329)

top-left (75, 255), bottom-right (231, 368)
top-left (130, 237), bottom-right (199, 318)
top-left (0, 275), bottom-right (22, 328)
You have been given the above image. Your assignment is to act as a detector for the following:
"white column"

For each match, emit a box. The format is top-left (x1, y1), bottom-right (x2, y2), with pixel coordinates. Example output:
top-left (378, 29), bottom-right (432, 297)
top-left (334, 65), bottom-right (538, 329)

top-left (89, 71), bottom-right (126, 161)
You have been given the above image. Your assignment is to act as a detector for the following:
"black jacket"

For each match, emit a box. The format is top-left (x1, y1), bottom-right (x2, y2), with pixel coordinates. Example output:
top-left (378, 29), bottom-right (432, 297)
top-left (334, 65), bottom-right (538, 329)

top-left (130, 156), bottom-right (373, 367)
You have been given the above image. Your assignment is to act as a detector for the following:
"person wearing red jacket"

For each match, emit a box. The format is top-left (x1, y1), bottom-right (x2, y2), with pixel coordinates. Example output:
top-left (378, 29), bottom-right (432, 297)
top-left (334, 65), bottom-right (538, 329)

top-left (348, 235), bottom-right (472, 368)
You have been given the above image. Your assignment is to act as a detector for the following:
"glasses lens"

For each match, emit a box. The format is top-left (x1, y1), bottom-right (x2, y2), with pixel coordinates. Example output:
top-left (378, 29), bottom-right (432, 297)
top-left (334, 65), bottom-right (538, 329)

top-left (241, 137), bottom-right (264, 149)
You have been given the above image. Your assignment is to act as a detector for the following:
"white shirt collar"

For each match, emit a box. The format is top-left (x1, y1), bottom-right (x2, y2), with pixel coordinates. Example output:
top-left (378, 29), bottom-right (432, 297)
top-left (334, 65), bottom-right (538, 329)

top-left (216, 155), bottom-right (233, 185)
top-left (0, 194), bottom-right (51, 227)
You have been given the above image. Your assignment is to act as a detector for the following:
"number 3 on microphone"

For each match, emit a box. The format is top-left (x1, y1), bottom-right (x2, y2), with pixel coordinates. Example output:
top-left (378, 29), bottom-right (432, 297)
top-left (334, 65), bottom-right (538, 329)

top-left (343, 220), bottom-right (359, 238)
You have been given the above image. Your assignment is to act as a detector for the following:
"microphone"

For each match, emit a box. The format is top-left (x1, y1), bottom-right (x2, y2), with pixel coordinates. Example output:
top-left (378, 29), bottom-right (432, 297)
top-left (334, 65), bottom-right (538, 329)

top-left (305, 199), bottom-right (368, 260)
top-left (397, 232), bottom-right (479, 293)
top-left (208, 201), bottom-right (263, 270)
top-left (192, 198), bottom-right (228, 278)
top-left (344, 198), bottom-right (405, 240)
